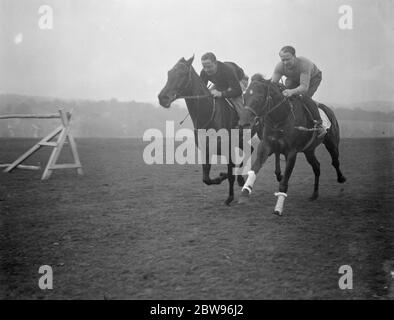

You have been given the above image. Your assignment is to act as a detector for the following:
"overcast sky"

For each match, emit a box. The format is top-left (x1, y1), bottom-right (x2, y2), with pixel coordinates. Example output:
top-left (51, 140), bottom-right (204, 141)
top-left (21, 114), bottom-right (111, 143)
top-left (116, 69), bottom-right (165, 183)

top-left (1, 0), bottom-right (393, 105)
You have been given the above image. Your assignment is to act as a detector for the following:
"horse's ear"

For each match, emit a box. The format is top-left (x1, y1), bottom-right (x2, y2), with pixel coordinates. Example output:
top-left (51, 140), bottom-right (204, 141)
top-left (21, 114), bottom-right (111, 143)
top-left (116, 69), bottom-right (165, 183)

top-left (186, 55), bottom-right (195, 66)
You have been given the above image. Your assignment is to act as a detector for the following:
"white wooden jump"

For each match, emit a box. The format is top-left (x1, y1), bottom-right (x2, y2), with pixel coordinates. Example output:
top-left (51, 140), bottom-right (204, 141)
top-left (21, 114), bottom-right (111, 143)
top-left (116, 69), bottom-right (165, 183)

top-left (0, 164), bottom-right (41, 170)
top-left (0, 109), bottom-right (83, 180)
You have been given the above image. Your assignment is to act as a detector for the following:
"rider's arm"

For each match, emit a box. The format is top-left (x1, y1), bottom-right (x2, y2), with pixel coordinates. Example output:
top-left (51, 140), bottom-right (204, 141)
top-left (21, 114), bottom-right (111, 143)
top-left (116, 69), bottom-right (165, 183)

top-left (291, 62), bottom-right (313, 95)
top-left (271, 62), bottom-right (283, 83)
top-left (291, 71), bottom-right (311, 95)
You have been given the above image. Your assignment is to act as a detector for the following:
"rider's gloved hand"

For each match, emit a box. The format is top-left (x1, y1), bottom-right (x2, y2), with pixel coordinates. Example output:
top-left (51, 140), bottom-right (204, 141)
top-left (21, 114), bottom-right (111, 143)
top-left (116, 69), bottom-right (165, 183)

top-left (210, 89), bottom-right (222, 98)
top-left (282, 89), bottom-right (295, 97)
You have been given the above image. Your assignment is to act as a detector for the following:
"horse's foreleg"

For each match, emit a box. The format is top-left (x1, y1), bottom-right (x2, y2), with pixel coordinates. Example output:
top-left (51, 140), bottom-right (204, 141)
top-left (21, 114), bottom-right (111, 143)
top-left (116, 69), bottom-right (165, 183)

top-left (238, 142), bottom-right (271, 204)
top-left (279, 150), bottom-right (297, 193)
top-left (202, 164), bottom-right (213, 185)
top-left (235, 131), bottom-right (252, 187)
top-left (225, 163), bottom-right (236, 205)
top-left (237, 174), bottom-right (245, 187)
top-left (304, 150), bottom-right (320, 200)
top-left (202, 164), bottom-right (227, 185)
top-left (273, 150), bottom-right (297, 215)
top-left (275, 153), bottom-right (282, 182)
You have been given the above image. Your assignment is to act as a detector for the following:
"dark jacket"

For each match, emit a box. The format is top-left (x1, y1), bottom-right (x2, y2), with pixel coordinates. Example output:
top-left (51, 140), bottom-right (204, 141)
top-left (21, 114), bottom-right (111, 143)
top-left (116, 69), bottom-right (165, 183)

top-left (200, 61), bottom-right (244, 98)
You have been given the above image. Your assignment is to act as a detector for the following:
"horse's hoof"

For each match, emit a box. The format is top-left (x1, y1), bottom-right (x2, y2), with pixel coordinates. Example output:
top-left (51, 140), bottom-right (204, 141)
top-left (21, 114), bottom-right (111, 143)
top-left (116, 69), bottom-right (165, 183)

top-left (272, 210), bottom-right (282, 216)
top-left (238, 190), bottom-right (250, 204)
top-left (309, 193), bottom-right (319, 201)
top-left (338, 176), bottom-right (346, 183)
top-left (219, 172), bottom-right (228, 178)
top-left (225, 196), bottom-right (234, 206)
top-left (276, 174), bottom-right (283, 182)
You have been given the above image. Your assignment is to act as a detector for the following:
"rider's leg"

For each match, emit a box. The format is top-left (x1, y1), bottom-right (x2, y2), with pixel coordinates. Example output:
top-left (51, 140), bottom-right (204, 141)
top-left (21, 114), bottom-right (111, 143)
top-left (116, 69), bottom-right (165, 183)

top-left (286, 76), bottom-right (326, 138)
top-left (304, 74), bottom-right (326, 139)
top-left (303, 95), bottom-right (322, 120)
top-left (302, 95), bottom-right (326, 138)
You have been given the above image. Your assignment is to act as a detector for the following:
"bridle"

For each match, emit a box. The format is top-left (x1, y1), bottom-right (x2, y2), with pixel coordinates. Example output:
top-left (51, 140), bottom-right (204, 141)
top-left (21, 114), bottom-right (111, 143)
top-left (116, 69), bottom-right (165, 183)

top-left (244, 81), bottom-right (293, 129)
top-left (169, 62), bottom-right (216, 129)
top-left (174, 63), bottom-right (211, 100)
top-left (244, 83), bottom-right (271, 128)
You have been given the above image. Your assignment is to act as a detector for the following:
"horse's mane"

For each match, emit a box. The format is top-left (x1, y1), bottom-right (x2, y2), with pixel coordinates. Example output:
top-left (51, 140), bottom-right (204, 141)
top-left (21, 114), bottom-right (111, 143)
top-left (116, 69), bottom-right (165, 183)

top-left (250, 73), bottom-right (266, 82)
top-left (250, 73), bottom-right (285, 96)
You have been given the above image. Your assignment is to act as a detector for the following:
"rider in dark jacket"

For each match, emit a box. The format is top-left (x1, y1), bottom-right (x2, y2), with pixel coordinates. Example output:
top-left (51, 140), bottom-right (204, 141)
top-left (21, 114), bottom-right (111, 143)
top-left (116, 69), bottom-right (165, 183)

top-left (200, 52), bottom-right (247, 117)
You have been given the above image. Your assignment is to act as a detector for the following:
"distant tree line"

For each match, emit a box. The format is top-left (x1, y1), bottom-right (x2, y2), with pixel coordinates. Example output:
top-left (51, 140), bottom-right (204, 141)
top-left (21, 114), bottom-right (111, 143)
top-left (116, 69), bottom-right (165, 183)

top-left (0, 94), bottom-right (393, 138)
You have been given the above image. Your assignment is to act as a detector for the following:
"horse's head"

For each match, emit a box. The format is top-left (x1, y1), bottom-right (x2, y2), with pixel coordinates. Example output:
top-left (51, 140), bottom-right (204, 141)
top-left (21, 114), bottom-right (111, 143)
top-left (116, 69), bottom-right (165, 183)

top-left (158, 55), bottom-right (194, 108)
top-left (238, 74), bottom-right (272, 129)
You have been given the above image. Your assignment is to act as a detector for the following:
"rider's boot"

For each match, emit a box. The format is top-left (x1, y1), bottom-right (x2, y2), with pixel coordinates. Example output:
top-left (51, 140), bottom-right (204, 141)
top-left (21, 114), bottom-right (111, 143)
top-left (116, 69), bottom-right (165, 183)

top-left (303, 96), bottom-right (327, 139)
top-left (314, 119), bottom-right (327, 139)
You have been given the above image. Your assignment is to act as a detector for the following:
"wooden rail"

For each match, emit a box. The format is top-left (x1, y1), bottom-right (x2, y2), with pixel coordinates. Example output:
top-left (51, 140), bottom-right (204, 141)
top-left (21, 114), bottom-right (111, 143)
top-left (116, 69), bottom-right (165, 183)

top-left (0, 109), bottom-right (83, 180)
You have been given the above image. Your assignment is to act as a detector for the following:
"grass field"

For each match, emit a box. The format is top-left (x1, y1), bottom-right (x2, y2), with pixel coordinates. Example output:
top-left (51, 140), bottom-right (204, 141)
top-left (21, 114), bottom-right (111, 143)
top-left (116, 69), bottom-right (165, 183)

top-left (0, 137), bottom-right (393, 299)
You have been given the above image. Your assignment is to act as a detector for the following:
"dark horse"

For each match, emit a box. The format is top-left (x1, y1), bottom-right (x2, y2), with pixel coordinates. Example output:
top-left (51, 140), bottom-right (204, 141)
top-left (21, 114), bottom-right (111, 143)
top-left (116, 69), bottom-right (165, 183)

top-left (238, 75), bottom-right (346, 215)
top-left (158, 56), bottom-right (247, 205)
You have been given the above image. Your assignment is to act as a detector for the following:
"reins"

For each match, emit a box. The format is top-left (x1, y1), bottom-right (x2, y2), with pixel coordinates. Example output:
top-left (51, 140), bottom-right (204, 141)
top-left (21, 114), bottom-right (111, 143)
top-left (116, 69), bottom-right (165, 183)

top-left (245, 82), bottom-right (294, 130)
top-left (173, 63), bottom-right (216, 129)
top-left (176, 94), bottom-right (211, 100)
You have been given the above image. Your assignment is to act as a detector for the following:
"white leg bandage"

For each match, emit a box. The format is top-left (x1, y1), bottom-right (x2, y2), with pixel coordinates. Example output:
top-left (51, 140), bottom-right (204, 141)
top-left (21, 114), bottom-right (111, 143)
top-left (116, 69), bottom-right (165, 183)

top-left (274, 192), bottom-right (288, 215)
top-left (242, 170), bottom-right (256, 193)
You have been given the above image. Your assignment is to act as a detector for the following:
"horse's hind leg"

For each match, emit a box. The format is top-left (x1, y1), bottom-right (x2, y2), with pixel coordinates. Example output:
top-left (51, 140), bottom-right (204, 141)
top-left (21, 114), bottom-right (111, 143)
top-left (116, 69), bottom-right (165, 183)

top-left (201, 141), bottom-right (228, 185)
top-left (225, 163), bottom-right (236, 205)
top-left (323, 138), bottom-right (346, 183)
top-left (202, 164), bottom-right (227, 185)
top-left (304, 150), bottom-right (320, 200)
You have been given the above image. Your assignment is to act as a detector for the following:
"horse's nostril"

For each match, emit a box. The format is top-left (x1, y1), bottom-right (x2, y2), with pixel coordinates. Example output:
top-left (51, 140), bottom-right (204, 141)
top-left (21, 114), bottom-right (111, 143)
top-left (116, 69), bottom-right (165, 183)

top-left (158, 94), bottom-right (169, 102)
